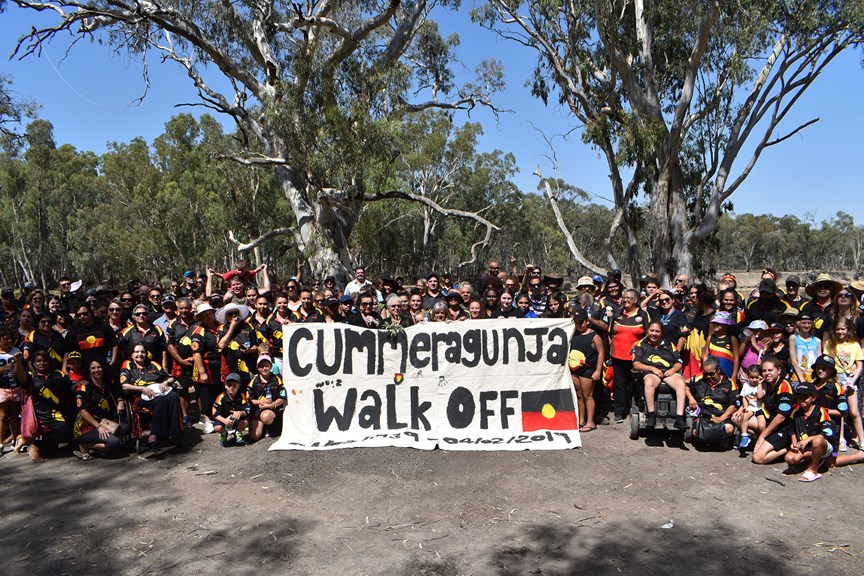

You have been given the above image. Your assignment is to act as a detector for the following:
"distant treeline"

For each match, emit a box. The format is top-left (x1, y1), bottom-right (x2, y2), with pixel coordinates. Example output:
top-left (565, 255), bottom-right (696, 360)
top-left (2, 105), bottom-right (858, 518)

top-left (1, 114), bottom-right (861, 288)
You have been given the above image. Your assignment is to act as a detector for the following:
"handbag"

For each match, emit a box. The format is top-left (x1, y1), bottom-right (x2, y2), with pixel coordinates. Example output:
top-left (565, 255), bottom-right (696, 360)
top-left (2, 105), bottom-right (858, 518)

top-left (20, 393), bottom-right (39, 443)
top-left (99, 418), bottom-right (120, 434)
top-left (694, 415), bottom-right (727, 444)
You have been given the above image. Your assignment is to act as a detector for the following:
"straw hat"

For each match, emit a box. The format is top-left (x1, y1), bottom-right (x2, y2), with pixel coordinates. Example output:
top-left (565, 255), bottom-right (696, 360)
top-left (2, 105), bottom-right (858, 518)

top-left (805, 273), bottom-right (842, 298)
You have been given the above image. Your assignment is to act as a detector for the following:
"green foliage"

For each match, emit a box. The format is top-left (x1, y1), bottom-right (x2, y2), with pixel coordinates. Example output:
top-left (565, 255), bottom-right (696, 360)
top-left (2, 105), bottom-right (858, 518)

top-left (0, 114), bottom-right (299, 286)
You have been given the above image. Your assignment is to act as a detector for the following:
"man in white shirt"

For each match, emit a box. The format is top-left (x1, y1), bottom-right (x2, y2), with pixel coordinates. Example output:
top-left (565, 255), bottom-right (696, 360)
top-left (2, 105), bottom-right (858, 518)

top-left (344, 266), bottom-right (372, 297)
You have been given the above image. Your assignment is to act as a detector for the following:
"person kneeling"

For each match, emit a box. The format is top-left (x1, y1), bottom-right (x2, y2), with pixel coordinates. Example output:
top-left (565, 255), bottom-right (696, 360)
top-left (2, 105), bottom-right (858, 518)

top-left (785, 382), bottom-right (838, 482)
top-left (248, 355), bottom-right (286, 442)
top-left (213, 373), bottom-right (250, 447)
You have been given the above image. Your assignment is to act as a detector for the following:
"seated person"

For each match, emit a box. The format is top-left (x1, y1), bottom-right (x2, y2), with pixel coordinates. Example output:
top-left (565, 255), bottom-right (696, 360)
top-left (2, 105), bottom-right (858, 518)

top-left (731, 364), bottom-right (766, 450)
top-left (685, 356), bottom-right (740, 443)
top-left (119, 344), bottom-right (183, 451)
top-left (751, 356), bottom-right (796, 465)
top-left (248, 356), bottom-right (285, 441)
top-left (784, 382), bottom-right (838, 482)
top-left (73, 360), bottom-right (129, 459)
top-left (632, 321), bottom-right (688, 429)
top-left (212, 372), bottom-right (250, 447)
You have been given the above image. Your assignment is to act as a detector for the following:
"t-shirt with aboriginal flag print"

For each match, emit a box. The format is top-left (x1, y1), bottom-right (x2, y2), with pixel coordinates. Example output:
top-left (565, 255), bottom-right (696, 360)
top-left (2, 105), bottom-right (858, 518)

top-left (609, 309), bottom-right (649, 361)
top-left (65, 320), bottom-right (116, 367)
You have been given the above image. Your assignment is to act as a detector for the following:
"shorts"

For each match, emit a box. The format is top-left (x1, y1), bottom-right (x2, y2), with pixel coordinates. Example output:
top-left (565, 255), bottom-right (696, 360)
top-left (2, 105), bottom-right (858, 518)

top-left (570, 365), bottom-right (597, 379)
top-left (765, 430), bottom-right (789, 451)
top-left (0, 387), bottom-right (22, 403)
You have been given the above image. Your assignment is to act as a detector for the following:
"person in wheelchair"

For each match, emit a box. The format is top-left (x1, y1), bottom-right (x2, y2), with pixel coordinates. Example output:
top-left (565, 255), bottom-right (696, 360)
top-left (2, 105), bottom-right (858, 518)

top-left (632, 321), bottom-right (688, 429)
top-left (685, 357), bottom-right (740, 444)
top-left (119, 344), bottom-right (183, 451)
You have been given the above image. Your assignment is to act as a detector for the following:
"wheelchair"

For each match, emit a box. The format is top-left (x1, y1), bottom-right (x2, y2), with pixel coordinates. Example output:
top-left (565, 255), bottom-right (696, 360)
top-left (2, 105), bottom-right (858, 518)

top-left (628, 371), bottom-right (693, 440)
top-left (122, 398), bottom-right (154, 454)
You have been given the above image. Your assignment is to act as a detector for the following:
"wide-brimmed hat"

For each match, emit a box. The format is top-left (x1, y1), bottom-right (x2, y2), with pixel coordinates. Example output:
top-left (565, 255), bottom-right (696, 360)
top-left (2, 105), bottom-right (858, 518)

top-left (576, 276), bottom-right (595, 289)
top-left (810, 354), bottom-right (837, 376)
top-left (848, 280), bottom-right (864, 300)
top-left (194, 302), bottom-right (216, 319)
top-left (805, 273), bottom-right (843, 298)
top-left (216, 302), bottom-right (250, 324)
top-left (778, 307), bottom-right (799, 320)
top-left (710, 311), bottom-right (736, 325)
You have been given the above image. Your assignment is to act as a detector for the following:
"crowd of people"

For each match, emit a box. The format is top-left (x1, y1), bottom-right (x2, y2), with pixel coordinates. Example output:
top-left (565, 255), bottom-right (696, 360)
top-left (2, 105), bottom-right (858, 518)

top-left (1, 260), bottom-right (864, 480)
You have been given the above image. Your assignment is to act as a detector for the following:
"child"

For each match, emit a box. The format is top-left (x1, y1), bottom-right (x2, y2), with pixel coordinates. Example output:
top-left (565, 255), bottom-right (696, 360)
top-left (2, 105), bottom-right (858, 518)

top-left (737, 320), bottom-right (770, 385)
top-left (702, 311), bottom-right (738, 379)
top-left (211, 260), bottom-right (264, 283)
top-left (824, 317), bottom-right (864, 451)
top-left (788, 312), bottom-right (820, 383)
top-left (735, 364), bottom-right (766, 450)
top-left (248, 355), bottom-right (286, 441)
top-left (212, 372), bottom-right (251, 446)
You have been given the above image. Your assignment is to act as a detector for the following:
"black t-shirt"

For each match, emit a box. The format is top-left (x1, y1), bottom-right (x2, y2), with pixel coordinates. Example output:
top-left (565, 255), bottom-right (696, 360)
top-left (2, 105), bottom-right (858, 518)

top-left (688, 376), bottom-right (740, 417)
top-left (744, 295), bottom-right (786, 326)
top-left (30, 370), bottom-right (73, 430)
top-left (22, 329), bottom-right (66, 371)
top-left (65, 320), bottom-right (117, 366)
top-left (647, 307), bottom-right (691, 348)
top-left (190, 324), bottom-right (222, 384)
top-left (491, 307), bottom-right (524, 319)
top-left (632, 337), bottom-right (682, 370)
top-left (118, 324), bottom-right (167, 362)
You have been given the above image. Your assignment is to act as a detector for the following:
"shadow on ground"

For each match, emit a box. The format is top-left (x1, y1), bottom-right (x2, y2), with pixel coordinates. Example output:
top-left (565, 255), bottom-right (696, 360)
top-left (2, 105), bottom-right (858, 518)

top-left (403, 519), bottom-right (799, 576)
top-left (0, 455), bottom-right (309, 576)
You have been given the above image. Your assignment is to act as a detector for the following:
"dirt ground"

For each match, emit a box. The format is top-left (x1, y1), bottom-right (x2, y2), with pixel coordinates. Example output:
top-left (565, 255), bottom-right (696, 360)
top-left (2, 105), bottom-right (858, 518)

top-left (3, 422), bottom-right (864, 576)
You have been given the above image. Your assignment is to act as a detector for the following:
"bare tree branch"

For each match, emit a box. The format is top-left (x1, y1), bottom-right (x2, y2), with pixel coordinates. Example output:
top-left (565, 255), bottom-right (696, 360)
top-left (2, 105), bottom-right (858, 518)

top-left (228, 228), bottom-right (300, 252)
top-left (363, 189), bottom-right (499, 268)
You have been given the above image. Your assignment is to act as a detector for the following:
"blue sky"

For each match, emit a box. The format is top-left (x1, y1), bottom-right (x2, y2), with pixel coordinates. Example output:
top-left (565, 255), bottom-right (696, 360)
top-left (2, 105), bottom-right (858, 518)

top-left (2, 2), bottom-right (862, 224)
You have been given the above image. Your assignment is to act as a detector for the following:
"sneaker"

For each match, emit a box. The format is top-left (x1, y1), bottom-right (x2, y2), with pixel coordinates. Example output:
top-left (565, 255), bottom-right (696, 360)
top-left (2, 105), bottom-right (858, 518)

top-left (614, 415), bottom-right (625, 424)
top-left (226, 430), bottom-right (236, 445)
top-left (219, 432), bottom-right (228, 447)
top-left (235, 430), bottom-right (246, 446)
top-left (840, 438), bottom-right (848, 452)
top-left (645, 413), bottom-right (657, 428)
top-left (738, 436), bottom-right (752, 450)
top-left (673, 415), bottom-right (688, 430)
top-left (203, 421), bottom-right (215, 434)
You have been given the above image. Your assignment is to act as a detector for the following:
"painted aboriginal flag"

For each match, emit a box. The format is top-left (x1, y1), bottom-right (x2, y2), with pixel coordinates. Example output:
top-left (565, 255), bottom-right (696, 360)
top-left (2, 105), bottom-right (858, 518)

top-left (521, 389), bottom-right (578, 432)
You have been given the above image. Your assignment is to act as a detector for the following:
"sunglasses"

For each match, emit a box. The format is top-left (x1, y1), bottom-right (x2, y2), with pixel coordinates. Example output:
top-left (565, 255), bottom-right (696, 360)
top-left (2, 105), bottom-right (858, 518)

top-left (314, 299), bottom-right (324, 304)
top-left (76, 312), bottom-right (91, 318)
top-left (838, 293), bottom-right (853, 298)
top-left (530, 284), bottom-right (542, 289)
top-left (286, 285), bottom-right (297, 290)
top-left (658, 298), bottom-right (671, 304)
top-left (703, 371), bottom-right (717, 377)
top-left (133, 312), bottom-right (147, 317)
top-left (121, 298), bottom-right (134, 302)
top-left (360, 302), bottom-right (375, 307)
top-left (109, 307), bottom-right (122, 312)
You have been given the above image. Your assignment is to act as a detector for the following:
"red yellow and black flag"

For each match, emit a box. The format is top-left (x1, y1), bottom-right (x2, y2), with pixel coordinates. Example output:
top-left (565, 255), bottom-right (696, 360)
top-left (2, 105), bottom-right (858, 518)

top-left (521, 389), bottom-right (578, 432)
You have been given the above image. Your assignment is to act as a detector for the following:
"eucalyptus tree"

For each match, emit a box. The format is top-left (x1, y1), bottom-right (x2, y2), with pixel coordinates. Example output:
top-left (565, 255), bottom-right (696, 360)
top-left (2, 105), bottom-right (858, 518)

top-left (13, 1), bottom-right (503, 281)
top-left (475, 0), bottom-right (864, 283)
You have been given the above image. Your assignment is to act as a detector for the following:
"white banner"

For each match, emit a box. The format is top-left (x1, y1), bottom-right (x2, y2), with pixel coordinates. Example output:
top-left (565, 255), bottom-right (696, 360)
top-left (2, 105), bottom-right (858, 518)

top-left (270, 318), bottom-right (580, 451)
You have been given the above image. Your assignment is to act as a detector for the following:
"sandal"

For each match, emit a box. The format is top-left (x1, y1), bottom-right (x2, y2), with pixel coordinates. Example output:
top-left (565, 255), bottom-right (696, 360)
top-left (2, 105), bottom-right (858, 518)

top-left (579, 425), bottom-right (597, 432)
top-left (73, 450), bottom-right (93, 461)
top-left (799, 470), bottom-right (822, 482)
